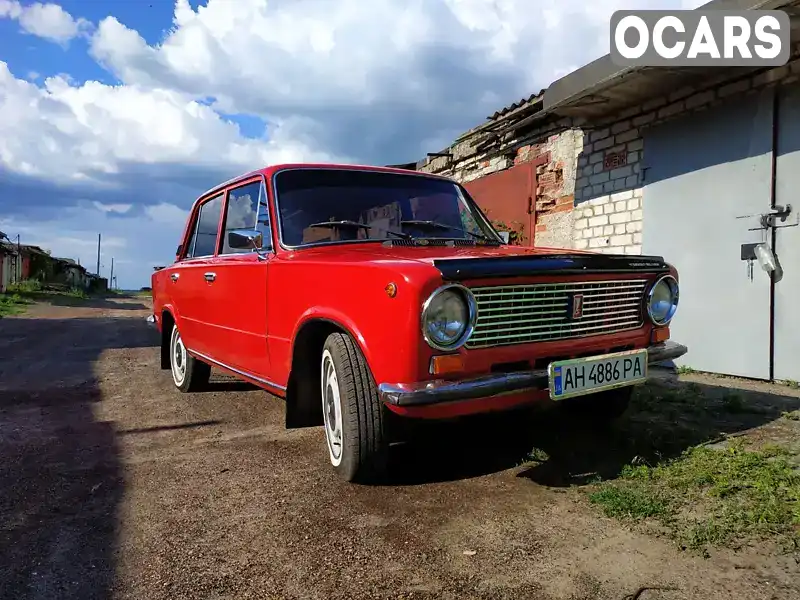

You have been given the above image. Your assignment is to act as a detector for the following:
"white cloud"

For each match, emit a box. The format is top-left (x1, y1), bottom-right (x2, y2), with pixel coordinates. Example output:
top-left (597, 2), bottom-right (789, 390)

top-left (0, 0), bottom-right (708, 287)
top-left (0, 60), bottom-right (336, 184)
top-left (0, 0), bottom-right (90, 44)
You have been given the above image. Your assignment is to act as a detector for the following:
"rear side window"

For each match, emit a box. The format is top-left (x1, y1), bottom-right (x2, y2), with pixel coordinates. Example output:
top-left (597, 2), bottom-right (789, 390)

top-left (186, 194), bottom-right (223, 258)
top-left (220, 180), bottom-right (271, 254)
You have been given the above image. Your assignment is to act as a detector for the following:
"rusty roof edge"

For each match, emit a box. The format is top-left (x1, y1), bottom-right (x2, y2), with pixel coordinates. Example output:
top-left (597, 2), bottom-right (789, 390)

top-left (453, 91), bottom-right (545, 142)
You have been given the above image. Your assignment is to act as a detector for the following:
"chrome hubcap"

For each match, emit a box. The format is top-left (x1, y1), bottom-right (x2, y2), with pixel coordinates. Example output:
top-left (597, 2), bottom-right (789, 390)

top-left (321, 350), bottom-right (343, 466)
top-left (170, 327), bottom-right (187, 385)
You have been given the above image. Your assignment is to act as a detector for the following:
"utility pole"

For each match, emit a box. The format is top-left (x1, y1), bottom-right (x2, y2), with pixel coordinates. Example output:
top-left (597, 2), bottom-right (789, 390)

top-left (110, 257), bottom-right (114, 289)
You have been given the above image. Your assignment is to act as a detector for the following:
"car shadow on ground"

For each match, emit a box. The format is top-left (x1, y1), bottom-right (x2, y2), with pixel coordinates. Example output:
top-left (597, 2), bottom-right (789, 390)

top-left (384, 373), bottom-right (800, 487)
top-left (0, 316), bottom-right (155, 600)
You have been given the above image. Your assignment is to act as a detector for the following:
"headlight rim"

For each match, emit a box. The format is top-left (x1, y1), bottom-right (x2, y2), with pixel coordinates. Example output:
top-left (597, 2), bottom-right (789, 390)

top-left (421, 283), bottom-right (478, 351)
top-left (646, 274), bottom-right (679, 326)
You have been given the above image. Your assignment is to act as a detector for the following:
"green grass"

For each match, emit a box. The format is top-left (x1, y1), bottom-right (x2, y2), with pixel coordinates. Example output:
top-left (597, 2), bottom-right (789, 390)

top-left (676, 365), bottom-right (696, 375)
top-left (588, 440), bottom-right (800, 553)
top-left (782, 410), bottom-right (800, 421)
top-left (6, 279), bottom-right (89, 300)
top-left (7, 279), bottom-right (43, 294)
top-left (0, 292), bottom-right (32, 317)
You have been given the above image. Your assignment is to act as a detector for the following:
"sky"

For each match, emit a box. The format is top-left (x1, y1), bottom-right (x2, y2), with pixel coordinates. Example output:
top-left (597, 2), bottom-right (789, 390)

top-left (0, 0), bottom-right (706, 289)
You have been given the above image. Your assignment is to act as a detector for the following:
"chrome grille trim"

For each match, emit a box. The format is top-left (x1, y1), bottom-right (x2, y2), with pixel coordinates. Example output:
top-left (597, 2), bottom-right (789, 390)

top-left (466, 279), bottom-right (648, 348)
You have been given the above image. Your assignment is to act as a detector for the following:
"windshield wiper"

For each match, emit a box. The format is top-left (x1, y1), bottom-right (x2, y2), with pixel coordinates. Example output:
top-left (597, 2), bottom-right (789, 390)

top-left (400, 220), bottom-right (499, 244)
top-left (385, 230), bottom-right (414, 240)
top-left (399, 219), bottom-right (452, 231)
top-left (464, 230), bottom-right (498, 243)
top-left (308, 220), bottom-right (371, 231)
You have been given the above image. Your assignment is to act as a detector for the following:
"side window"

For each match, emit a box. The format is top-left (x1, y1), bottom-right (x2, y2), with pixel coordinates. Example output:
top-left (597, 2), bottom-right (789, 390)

top-left (187, 194), bottom-right (223, 258)
top-left (220, 180), bottom-right (271, 254)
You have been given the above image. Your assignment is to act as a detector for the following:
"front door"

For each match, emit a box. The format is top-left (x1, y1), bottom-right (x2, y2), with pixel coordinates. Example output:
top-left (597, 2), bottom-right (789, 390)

top-left (773, 83), bottom-right (800, 382)
top-left (641, 89), bottom-right (774, 379)
top-left (170, 192), bottom-right (225, 358)
top-left (205, 179), bottom-right (272, 380)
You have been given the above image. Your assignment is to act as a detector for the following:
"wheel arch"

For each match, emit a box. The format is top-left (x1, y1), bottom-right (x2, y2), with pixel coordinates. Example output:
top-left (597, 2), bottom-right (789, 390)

top-left (159, 308), bottom-right (177, 370)
top-left (285, 317), bottom-right (367, 429)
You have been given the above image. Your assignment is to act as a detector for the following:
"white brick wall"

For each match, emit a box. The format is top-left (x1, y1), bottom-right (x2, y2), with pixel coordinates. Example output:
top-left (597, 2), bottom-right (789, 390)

top-left (573, 189), bottom-right (642, 255)
top-left (575, 121), bottom-right (642, 202)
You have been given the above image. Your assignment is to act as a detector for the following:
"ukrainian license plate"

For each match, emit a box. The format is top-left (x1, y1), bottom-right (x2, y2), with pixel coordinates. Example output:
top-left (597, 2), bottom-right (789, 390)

top-left (548, 349), bottom-right (648, 400)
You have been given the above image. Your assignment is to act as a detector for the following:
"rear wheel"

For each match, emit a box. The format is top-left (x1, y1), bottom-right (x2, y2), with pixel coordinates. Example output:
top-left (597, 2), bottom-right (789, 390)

top-left (321, 332), bottom-right (388, 482)
top-left (169, 324), bottom-right (210, 393)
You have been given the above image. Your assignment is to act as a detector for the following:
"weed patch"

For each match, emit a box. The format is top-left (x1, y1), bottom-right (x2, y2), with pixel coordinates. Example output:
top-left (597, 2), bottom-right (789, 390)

top-left (0, 293), bottom-right (32, 317)
top-left (588, 440), bottom-right (800, 553)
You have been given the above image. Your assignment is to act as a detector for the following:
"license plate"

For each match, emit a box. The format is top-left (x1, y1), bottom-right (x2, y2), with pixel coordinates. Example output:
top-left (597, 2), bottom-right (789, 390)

top-left (548, 349), bottom-right (648, 400)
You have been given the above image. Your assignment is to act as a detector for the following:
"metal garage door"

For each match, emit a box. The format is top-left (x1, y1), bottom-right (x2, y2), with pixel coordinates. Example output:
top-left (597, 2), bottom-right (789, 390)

top-left (641, 89), bottom-right (774, 379)
top-left (774, 83), bottom-right (800, 382)
top-left (463, 161), bottom-right (536, 246)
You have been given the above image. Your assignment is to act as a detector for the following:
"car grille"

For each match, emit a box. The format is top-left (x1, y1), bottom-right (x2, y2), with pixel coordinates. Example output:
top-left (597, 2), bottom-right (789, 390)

top-left (466, 279), bottom-right (648, 348)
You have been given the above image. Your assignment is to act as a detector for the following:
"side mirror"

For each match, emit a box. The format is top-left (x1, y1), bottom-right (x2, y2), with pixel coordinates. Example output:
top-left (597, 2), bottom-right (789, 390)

top-left (228, 229), bottom-right (270, 260)
top-left (498, 231), bottom-right (510, 244)
top-left (228, 229), bottom-right (263, 249)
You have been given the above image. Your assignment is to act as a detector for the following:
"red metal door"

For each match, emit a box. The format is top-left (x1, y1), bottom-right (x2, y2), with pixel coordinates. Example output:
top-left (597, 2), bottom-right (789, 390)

top-left (463, 161), bottom-right (536, 246)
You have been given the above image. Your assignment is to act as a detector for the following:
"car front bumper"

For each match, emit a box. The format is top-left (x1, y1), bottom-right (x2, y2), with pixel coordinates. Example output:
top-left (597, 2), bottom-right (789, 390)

top-left (377, 341), bottom-right (688, 407)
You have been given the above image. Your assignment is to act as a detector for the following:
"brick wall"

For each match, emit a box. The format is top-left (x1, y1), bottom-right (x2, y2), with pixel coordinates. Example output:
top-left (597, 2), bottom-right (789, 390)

top-left (520, 129), bottom-right (583, 249)
top-left (574, 189), bottom-right (642, 253)
top-left (421, 128), bottom-right (582, 249)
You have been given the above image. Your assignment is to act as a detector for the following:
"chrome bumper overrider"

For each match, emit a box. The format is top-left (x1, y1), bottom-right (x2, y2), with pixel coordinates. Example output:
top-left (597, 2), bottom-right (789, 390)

top-left (378, 341), bottom-right (688, 407)
top-left (146, 314), bottom-right (156, 328)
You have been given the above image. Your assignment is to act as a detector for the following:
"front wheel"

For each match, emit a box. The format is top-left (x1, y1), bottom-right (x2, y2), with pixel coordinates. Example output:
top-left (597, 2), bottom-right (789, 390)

top-left (169, 324), bottom-right (211, 393)
top-left (321, 332), bottom-right (388, 482)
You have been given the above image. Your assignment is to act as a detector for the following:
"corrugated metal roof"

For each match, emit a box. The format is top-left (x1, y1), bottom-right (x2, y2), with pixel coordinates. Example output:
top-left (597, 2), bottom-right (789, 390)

top-left (487, 90), bottom-right (546, 120)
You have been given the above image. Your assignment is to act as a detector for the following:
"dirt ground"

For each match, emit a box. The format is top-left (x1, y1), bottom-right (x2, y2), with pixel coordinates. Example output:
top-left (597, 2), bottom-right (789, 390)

top-left (1, 295), bottom-right (798, 600)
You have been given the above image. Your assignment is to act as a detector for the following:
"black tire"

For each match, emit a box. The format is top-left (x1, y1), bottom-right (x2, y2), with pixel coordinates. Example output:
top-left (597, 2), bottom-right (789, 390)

top-left (561, 386), bottom-right (633, 421)
top-left (169, 323), bottom-right (211, 393)
top-left (320, 332), bottom-right (387, 482)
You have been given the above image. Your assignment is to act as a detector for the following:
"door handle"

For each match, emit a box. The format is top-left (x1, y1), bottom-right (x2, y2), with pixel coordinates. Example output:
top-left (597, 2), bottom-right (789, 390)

top-left (204, 272), bottom-right (216, 282)
top-left (170, 273), bottom-right (179, 282)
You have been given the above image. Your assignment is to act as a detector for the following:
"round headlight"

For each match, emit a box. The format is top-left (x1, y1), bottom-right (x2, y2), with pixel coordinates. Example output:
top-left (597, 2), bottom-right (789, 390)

top-left (421, 285), bottom-right (476, 350)
top-left (647, 275), bottom-right (679, 326)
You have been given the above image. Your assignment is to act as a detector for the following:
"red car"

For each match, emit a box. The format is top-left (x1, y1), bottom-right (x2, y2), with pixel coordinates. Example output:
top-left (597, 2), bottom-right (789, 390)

top-left (148, 163), bottom-right (686, 482)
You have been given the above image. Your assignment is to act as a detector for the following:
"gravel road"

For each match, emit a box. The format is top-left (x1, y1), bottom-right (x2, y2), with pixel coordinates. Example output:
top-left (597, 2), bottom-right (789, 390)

top-left (0, 295), bottom-right (797, 600)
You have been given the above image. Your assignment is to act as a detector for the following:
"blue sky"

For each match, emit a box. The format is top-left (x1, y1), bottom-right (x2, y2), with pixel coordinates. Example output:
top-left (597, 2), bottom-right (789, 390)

top-left (0, 0), bottom-right (703, 289)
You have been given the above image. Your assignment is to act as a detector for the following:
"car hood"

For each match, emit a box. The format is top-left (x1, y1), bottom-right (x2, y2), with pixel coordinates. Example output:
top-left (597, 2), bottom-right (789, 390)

top-left (280, 243), bottom-right (670, 281)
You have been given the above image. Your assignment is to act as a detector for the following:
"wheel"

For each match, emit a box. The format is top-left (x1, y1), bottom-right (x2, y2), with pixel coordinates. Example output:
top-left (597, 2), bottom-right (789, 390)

top-left (561, 387), bottom-right (633, 421)
top-left (320, 332), bottom-right (388, 482)
top-left (169, 324), bottom-right (211, 393)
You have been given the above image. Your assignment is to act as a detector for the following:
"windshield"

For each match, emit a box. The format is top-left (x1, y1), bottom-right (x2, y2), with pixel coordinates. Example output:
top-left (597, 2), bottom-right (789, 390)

top-left (274, 168), bottom-right (500, 247)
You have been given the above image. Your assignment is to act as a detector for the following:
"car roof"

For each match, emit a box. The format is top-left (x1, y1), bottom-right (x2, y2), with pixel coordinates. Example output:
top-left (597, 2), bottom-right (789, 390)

top-left (194, 162), bottom-right (456, 204)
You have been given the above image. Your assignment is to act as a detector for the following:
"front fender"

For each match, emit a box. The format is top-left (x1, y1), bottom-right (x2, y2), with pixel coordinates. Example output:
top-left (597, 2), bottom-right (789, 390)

top-left (291, 307), bottom-right (373, 369)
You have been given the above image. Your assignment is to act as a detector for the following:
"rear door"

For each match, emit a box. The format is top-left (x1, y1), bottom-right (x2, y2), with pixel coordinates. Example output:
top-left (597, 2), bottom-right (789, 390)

top-left (205, 178), bottom-right (272, 379)
top-left (169, 192), bottom-right (224, 358)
